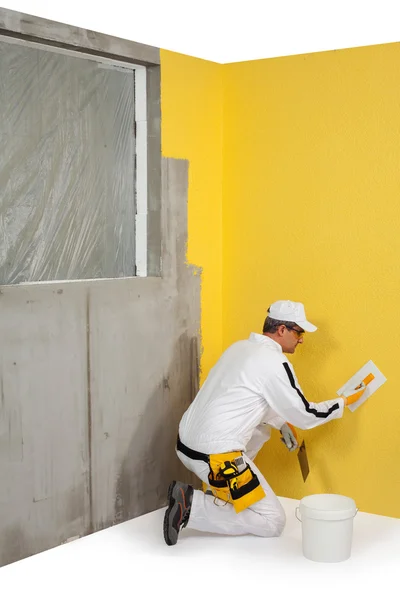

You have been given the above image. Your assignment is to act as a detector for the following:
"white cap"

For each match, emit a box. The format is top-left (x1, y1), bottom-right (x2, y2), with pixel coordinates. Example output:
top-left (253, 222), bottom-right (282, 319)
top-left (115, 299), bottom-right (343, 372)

top-left (268, 300), bottom-right (317, 332)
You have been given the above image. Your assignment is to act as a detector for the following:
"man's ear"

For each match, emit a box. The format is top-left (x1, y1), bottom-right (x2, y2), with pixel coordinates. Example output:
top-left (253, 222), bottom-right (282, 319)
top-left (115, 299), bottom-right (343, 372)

top-left (277, 325), bottom-right (286, 337)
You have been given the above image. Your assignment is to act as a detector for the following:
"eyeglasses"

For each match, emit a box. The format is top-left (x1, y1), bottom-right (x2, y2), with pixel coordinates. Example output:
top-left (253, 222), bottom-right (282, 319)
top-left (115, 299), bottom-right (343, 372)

top-left (285, 326), bottom-right (305, 338)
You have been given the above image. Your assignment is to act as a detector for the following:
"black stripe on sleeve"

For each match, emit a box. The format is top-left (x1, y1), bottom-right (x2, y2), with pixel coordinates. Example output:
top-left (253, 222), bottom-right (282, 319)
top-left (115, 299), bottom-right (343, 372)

top-left (283, 362), bottom-right (340, 419)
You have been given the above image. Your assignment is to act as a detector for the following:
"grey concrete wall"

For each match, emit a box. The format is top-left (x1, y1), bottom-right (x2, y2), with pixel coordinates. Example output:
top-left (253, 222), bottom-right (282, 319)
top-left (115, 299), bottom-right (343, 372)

top-left (0, 158), bottom-right (201, 567)
top-left (0, 7), bottom-right (160, 65)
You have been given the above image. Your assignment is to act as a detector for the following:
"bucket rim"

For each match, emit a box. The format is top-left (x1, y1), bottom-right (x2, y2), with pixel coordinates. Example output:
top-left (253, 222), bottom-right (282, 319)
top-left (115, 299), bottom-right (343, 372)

top-left (298, 493), bottom-right (357, 521)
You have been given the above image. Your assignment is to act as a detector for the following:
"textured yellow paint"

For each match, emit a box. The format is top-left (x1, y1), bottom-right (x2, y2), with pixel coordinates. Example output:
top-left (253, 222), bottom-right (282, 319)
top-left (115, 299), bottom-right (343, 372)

top-left (223, 44), bottom-right (400, 518)
top-left (160, 50), bottom-right (223, 381)
top-left (161, 43), bottom-right (400, 518)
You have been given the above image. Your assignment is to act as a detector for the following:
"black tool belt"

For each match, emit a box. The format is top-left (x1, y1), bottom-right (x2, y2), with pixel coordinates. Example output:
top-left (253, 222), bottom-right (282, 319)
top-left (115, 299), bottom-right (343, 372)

top-left (176, 435), bottom-right (209, 463)
top-left (176, 435), bottom-right (266, 512)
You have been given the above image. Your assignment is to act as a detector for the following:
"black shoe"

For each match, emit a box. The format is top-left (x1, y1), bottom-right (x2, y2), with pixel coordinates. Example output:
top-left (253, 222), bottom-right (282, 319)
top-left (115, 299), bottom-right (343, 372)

top-left (163, 480), bottom-right (194, 546)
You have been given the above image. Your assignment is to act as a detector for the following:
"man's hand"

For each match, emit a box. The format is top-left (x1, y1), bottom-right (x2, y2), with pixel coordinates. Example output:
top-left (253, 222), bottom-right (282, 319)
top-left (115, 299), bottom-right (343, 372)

top-left (341, 384), bottom-right (366, 406)
top-left (341, 373), bottom-right (375, 407)
top-left (280, 423), bottom-right (299, 452)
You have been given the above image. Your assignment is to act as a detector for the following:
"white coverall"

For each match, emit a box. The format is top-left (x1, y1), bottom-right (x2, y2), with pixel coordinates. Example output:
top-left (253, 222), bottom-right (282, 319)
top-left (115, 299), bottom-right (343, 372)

top-left (177, 333), bottom-right (345, 537)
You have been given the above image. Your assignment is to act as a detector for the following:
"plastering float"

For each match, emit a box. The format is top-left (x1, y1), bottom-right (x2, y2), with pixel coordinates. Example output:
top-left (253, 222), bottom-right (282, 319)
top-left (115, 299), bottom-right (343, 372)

top-left (336, 360), bottom-right (387, 412)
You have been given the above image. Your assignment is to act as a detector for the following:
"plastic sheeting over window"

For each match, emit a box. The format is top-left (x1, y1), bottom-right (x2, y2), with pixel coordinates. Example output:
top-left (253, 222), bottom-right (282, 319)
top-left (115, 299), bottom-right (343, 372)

top-left (0, 40), bottom-right (136, 284)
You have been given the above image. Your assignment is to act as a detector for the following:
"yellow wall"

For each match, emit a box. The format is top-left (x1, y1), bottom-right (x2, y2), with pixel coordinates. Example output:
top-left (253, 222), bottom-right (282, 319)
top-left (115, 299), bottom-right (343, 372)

top-left (161, 43), bottom-right (400, 518)
top-left (160, 50), bottom-right (223, 381)
top-left (223, 44), bottom-right (400, 518)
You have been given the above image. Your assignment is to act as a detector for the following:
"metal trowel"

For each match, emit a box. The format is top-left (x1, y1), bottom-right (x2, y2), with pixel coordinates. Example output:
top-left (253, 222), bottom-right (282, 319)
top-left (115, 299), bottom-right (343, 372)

top-left (297, 440), bottom-right (309, 482)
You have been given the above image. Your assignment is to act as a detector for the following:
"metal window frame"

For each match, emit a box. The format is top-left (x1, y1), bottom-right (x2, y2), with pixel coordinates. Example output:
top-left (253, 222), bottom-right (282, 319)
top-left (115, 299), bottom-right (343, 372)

top-left (0, 8), bottom-right (161, 278)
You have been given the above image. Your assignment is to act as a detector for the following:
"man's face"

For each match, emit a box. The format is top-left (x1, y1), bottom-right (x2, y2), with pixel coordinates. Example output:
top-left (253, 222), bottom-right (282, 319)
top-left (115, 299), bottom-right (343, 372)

top-left (280, 325), bottom-right (305, 354)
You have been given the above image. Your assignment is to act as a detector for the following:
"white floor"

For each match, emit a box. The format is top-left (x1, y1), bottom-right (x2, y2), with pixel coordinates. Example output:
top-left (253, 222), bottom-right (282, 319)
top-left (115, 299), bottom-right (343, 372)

top-left (1, 497), bottom-right (399, 599)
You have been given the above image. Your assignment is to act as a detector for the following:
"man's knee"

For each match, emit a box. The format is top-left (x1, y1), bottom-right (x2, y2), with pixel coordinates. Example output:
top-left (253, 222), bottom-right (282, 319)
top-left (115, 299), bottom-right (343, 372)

top-left (259, 507), bottom-right (286, 537)
top-left (273, 508), bottom-right (286, 537)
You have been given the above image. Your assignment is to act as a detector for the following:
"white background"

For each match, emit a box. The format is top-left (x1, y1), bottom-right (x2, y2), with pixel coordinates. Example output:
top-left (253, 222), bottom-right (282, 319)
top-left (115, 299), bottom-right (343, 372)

top-left (1, 0), bottom-right (400, 63)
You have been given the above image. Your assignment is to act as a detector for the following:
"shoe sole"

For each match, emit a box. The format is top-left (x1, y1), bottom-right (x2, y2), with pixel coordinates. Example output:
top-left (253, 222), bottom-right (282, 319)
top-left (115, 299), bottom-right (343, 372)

top-left (163, 480), bottom-right (178, 546)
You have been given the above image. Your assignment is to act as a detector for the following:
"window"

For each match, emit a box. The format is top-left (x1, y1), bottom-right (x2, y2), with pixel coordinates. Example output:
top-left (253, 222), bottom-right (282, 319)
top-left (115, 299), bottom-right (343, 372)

top-left (0, 35), bottom-right (148, 284)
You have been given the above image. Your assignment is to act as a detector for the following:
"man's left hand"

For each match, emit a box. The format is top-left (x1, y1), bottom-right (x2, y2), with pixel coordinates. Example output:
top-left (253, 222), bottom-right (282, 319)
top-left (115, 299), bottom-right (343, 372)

top-left (280, 423), bottom-right (299, 452)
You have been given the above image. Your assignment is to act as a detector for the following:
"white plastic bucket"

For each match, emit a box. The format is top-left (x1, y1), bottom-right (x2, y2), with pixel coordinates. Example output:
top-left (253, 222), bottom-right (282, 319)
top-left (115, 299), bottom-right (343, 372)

top-left (296, 494), bottom-right (358, 563)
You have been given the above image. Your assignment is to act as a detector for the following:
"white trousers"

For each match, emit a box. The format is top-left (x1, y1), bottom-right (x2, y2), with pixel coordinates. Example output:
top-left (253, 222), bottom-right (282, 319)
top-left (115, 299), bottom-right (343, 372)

top-left (177, 425), bottom-right (286, 538)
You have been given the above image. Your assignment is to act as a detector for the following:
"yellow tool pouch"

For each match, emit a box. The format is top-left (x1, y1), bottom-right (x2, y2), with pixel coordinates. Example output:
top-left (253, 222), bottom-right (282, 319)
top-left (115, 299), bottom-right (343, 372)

top-left (207, 452), bottom-right (266, 513)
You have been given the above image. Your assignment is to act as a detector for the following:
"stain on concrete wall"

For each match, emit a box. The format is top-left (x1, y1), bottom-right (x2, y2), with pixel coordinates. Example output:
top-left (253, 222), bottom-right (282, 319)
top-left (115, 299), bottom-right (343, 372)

top-left (0, 158), bottom-right (201, 566)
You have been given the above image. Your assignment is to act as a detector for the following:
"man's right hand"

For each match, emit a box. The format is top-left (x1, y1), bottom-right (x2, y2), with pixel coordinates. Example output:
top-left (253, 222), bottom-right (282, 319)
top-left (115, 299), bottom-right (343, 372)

top-left (341, 373), bottom-right (375, 406)
top-left (341, 384), bottom-right (366, 406)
